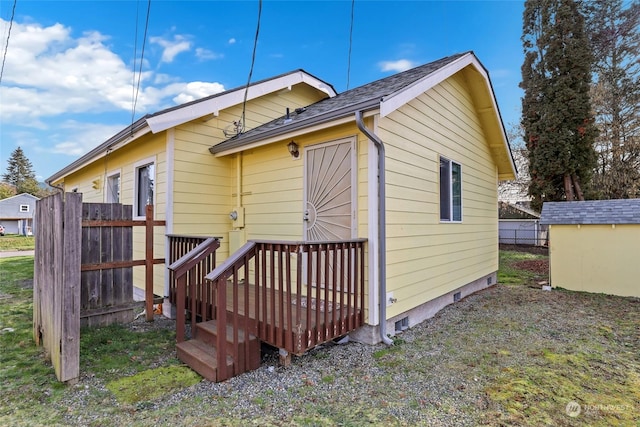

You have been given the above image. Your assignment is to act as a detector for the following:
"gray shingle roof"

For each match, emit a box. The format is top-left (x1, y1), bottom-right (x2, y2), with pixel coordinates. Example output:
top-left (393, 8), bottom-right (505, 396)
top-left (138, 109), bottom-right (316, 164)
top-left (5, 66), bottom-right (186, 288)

top-left (540, 199), bottom-right (640, 225)
top-left (210, 52), bottom-right (471, 154)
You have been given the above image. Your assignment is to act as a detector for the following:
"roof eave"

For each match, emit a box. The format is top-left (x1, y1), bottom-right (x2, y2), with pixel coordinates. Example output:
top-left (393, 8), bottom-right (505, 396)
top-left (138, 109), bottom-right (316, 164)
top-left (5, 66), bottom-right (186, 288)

top-left (46, 118), bottom-right (150, 185)
top-left (147, 70), bottom-right (337, 133)
top-left (380, 52), bottom-right (517, 181)
top-left (209, 98), bottom-right (380, 156)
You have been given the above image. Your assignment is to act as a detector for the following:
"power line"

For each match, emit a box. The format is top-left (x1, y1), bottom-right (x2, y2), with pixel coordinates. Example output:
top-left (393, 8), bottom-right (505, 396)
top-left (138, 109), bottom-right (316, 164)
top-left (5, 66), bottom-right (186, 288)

top-left (131, 0), bottom-right (151, 132)
top-left (240, 0), bottom-right (262, 134)
top-left (0, 0), bottom-right (17, 86)
top-left (346, 0), bottom-right (355, 91)
top-left (131, 0), bottom-right (140, 125)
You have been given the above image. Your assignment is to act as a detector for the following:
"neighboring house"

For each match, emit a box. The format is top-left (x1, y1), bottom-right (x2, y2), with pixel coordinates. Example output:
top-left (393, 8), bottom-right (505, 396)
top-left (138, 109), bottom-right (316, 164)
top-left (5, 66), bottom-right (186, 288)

top-left (48, 52), bottom-right (516, 346)
top-left (498, 201), bottom-right (547, 246)
top-left (0, 193), bottom-right (39, 235)
top-left (540, 199), bottom-right (640, 298)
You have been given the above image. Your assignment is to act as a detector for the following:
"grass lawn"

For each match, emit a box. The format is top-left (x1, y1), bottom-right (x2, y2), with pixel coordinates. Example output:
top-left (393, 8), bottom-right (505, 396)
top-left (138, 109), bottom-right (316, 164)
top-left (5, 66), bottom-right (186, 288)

top-left (0, 235), bottom-right (35, 251)
top-left (0, 250), bottom-right (638, 426)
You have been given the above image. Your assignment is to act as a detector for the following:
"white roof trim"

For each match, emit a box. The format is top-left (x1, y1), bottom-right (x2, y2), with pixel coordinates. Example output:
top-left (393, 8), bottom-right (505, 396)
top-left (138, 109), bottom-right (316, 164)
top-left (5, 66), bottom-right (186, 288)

top-left (50, 126), bottom-right (152, 184)
top-left (213, 110), bottom-right (378, 157)
top-left (147, 71), bottom-right (336, 133)
top-left (380, 52), bottom-right (483, 117)
top-left (381, 52), bottom-right (515, 178)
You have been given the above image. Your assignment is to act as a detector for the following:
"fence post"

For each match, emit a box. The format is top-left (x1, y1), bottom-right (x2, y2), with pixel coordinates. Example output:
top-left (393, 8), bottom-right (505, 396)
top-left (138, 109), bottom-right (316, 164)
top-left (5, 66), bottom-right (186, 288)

top-left (145, 204), bottom-right (154, 321)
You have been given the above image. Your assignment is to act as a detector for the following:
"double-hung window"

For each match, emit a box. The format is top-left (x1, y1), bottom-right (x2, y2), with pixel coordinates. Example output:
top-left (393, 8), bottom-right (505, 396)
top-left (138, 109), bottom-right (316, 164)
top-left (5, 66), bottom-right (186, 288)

top-left (135, 161), bottom-right (155, 217)
top-left (440, 157), bottom-right (462, 222)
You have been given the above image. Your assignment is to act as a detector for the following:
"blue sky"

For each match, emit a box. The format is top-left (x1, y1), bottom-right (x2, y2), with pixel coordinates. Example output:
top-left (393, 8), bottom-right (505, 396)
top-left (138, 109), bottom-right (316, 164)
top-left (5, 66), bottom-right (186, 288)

top-left (0, 0), bottom-right (525, 182)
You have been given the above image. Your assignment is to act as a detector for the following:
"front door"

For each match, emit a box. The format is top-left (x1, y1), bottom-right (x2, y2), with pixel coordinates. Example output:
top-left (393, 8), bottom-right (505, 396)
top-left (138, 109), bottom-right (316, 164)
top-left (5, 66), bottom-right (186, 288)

top-left (303, 138), bottom-right (356, 241)
top-left (303, 138), bottom-right (356, 289)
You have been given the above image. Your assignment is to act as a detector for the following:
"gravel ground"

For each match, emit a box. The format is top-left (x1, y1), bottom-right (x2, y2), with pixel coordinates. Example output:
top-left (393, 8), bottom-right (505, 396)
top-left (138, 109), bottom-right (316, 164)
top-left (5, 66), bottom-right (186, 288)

top-left (40, 278), bottom-right (638, 427)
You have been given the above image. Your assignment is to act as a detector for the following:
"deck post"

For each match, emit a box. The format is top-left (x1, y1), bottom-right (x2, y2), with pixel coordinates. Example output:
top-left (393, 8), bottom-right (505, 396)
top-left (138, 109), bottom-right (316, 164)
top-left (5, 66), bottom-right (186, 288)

top-left (278, 348), bottom-right (291, 367)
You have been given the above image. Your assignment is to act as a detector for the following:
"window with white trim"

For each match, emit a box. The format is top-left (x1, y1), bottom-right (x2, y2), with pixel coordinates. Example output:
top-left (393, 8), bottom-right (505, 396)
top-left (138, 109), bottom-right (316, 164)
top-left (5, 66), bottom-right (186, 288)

top-left (107, 172), bottom-right (120, 203)
top-left (135, 162), bottom-right (155, 217)
top-left (20, 204), bottom-right (29, 213)
top-left (440, 157), bottom-right (462, 222)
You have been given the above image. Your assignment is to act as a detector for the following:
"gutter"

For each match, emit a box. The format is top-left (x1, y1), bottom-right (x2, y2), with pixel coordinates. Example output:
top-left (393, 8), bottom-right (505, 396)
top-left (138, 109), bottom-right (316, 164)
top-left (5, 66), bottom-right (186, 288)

top-left (355, 110), bottom-right (394, 346)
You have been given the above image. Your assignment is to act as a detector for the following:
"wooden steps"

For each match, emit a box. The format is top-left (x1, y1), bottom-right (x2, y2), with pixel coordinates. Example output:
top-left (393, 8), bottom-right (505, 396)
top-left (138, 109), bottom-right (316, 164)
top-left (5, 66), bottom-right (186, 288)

top-left (176, 320), bottom-right (261, 382)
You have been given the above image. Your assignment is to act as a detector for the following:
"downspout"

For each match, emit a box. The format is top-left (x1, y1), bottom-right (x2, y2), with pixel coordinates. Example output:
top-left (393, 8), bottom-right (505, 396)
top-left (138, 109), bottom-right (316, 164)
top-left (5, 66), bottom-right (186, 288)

top-left (355, 110), bottom-right (394, 346)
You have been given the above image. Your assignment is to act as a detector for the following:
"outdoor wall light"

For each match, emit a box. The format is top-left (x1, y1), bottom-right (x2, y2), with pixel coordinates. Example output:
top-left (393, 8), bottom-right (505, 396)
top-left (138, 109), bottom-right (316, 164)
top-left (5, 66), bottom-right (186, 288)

top-left (287, 141), bottom-right (299, 158)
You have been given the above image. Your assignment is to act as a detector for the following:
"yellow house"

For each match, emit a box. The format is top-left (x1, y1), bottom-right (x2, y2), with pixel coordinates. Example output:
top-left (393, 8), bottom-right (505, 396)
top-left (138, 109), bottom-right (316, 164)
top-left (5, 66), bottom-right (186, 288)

top-left (47, 70), bottom-right (336, 301)
top-left (48, 52), bottom-right (516, 377)
top-left (540, 199), bottom-right (640, 298)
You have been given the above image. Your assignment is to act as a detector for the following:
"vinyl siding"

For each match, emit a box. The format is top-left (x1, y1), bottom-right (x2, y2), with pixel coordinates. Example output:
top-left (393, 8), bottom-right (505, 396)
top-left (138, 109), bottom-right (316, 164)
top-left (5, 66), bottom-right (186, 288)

top-left (172, 85), bottom-right (329, 258)
top-left (240, 123), bottom-right (363, 241)
top-left (61, 132), bottom-right (168, 297)
top-left (378, 73), bottom-right (499, 318)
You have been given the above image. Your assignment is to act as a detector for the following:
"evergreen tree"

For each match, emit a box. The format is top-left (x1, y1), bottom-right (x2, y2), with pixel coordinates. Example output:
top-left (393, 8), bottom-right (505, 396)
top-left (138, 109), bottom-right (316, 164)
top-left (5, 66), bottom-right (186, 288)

top-left (585, 0), bottom-right (640, 199)
top-left (2, 147), bottom-right (40, 196)
top-left (0, 182), bottom-right (17, 200)
top-left (521, 0), bottom-right (598, 211)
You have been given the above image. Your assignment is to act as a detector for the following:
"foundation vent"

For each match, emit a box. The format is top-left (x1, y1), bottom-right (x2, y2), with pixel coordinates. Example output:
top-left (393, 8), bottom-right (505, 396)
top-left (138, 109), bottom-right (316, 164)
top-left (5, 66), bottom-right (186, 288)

top-left (394, 317), bottom-right (409, 333)
top-left (453, 292), bottom-right (461, 303)
top-left (487, 276), bottom-right (493, 285)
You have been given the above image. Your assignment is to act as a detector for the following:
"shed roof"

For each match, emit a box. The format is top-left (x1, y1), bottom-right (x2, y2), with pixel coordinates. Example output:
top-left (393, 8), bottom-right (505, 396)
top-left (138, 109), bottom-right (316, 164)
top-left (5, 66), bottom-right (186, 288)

top-left (540, 199), bottom-right (640, 225)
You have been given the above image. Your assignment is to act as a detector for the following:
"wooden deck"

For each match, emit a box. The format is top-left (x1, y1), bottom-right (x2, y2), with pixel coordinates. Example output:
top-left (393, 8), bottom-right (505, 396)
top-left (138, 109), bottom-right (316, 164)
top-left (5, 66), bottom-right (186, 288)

top-left (169, 238), bottom-right (366, 382)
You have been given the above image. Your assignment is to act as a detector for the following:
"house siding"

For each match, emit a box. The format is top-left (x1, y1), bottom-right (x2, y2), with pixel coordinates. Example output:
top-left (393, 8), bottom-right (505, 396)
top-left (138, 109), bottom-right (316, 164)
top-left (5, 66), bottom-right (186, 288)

top-left (378, 73), bottom-right (498, 319)
top-left (57, 84), bottom-right (329, 298)
top-left (172, 86), bottom-right (330, 259)
top-left (549, 224), bottom-right (640, 298)
top-left (59, 131), bottom-right (168, 297)
top-left (239, 122), bottom-right (364, 241)
top-left (0, 193), bottom-right (39, 235)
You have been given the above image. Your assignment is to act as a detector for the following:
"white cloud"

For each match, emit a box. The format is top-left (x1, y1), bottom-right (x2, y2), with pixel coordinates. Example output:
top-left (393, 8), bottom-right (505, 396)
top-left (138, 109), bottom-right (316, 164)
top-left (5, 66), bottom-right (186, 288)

top-left (378, 59), bottom-right (417, 73)
top-left (150, 35), bottom-right (191, 63)
top-left (228, 38), bottom-right (236, 45)
top-left (48, 121), bottom-right (126, 157)
top-left (0, 20), bottom-right (227, 125)
top-left (172, 81), bottom-right (226, 104)
top-left (195, 47), bottom-right (223, 61)
top-left (0, 21), bottom-right (148, 122)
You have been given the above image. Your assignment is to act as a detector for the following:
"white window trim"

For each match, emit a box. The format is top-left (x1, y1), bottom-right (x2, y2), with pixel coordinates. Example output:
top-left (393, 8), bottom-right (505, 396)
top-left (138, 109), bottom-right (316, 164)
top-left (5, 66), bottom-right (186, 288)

top-left (133, 156), bottom-right (156, 219)
top-left (20, 204), bottom-right (29, 212)
top-left (439, 156), bottom-right (463, 223)
top-left (105, 169), bottom-right (122, 203)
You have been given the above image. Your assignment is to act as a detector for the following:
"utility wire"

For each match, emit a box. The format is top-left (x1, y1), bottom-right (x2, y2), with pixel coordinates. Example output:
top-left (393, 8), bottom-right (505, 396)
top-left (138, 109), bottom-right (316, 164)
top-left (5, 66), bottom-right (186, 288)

top-left (240, 0), bottom-right (262, 134)
top-left (346, 0), bottom-right (355, 90)
top-left (0, 0), bottom-right (17, 86)
top-left (131, 1), bottom-right (140, 124)
top-left (131, 0), bottom-right (151, 132)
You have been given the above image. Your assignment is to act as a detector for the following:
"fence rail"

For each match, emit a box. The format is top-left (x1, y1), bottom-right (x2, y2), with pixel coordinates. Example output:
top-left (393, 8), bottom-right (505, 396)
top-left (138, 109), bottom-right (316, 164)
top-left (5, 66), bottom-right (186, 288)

top-left (498, 225), bottom-right (548, 246)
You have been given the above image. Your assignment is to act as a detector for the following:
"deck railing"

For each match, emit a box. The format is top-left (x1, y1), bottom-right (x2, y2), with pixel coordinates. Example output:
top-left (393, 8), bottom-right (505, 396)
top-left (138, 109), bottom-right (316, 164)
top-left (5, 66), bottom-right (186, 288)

top-left (167, 235), bottom-right (218, 306)
top-left (167, 237), bottom-right (220, 342)
top-left (205, 239), bottom-right (367, 381)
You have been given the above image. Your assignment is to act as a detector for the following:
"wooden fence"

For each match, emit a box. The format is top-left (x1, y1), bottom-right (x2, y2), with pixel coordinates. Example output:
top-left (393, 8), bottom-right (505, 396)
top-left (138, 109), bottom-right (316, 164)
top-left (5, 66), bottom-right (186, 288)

top-left (34, 193), bottom-right (165, 382)
top-left (80, 203), bottom-right (135, 327)
top-left (33, 192), bottom-right (82, 383)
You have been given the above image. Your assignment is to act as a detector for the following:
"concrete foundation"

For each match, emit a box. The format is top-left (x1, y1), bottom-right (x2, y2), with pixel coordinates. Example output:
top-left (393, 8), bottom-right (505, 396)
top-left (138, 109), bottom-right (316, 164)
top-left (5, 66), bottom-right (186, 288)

top-left (349, 271), bottom-right (497, 345)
